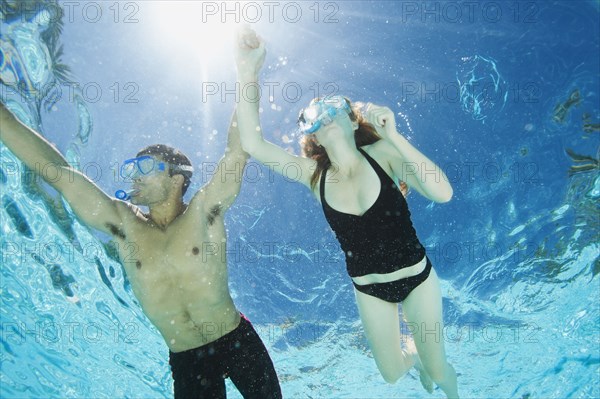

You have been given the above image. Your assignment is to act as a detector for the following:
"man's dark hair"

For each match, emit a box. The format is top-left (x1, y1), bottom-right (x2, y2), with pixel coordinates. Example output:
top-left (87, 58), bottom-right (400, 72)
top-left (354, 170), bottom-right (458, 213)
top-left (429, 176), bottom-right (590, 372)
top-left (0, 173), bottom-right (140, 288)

top-left (136, 144), bottom-right (193, 195)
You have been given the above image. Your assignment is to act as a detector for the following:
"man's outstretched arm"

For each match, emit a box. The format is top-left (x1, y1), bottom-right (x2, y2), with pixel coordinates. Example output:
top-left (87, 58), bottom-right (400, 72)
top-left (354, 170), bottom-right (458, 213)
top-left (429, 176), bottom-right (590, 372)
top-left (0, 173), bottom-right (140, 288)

top-left (191, 110), bottom-right (249, 214)
top-left (0, 103), bottom-right (124, 235)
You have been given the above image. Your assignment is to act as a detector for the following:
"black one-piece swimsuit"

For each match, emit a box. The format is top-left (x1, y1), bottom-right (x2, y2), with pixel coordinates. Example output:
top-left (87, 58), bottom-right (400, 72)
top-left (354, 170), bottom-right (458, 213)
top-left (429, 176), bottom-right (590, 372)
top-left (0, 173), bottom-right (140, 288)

top-left (320, 147), bottom-right (432, 303)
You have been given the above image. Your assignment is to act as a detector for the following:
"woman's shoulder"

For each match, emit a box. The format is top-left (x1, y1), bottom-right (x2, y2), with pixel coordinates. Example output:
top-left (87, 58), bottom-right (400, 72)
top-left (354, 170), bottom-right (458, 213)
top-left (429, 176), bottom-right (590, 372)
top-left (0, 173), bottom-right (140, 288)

top-left (359, 139), bottom-right (402, 178)
top-left (360, 139), bottom-right (398, 159)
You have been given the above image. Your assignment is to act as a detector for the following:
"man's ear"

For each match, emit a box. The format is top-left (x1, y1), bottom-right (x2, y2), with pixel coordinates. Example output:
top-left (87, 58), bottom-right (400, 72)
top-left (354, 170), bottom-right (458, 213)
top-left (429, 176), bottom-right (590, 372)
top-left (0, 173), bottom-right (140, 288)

top-left (172, 174), bottom-right (184, 188)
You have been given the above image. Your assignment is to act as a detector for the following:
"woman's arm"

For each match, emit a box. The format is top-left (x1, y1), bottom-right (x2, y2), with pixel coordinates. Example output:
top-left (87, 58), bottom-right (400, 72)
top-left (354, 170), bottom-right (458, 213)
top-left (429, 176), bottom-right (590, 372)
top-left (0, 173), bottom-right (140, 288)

top-left (366, 104), bottom-right (453, 203)
top-left (235, 27), bottom-right (315, 188)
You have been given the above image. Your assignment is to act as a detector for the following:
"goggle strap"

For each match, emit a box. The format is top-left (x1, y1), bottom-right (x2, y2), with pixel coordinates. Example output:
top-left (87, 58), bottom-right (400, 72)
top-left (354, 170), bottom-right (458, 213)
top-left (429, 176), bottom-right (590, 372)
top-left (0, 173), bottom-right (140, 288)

top-left (174, 165), bottom-right (194, 173)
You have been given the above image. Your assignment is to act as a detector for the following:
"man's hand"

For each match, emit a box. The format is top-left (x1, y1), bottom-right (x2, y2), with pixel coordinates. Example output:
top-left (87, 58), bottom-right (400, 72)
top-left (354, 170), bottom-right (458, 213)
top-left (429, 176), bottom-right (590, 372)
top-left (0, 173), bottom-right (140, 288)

top-left (235, 25), bottom-right (266, 78)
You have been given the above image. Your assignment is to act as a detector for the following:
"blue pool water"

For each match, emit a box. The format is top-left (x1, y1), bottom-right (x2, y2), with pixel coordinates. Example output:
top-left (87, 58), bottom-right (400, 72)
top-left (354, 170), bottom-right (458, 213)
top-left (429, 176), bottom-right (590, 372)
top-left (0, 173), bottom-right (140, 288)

top-left (1, 1), bottom-right (599, 398)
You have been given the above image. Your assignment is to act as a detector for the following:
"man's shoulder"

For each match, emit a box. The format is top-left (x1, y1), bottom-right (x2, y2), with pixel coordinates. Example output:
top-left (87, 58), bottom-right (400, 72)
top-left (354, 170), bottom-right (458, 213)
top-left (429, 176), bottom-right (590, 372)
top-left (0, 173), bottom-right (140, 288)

top-left (168, 193), bottom-right (224, 228)
top-left (120, 201), bottom-right (142, 216)
top-left (114, 201), bottom-right (148, 224)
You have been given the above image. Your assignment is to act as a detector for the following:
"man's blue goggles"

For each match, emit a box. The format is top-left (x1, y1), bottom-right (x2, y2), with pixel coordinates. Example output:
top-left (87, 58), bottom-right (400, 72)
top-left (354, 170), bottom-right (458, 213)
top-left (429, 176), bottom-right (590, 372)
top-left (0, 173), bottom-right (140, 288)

top-left (120, 155), bottom-right (193, 180)
top-left (298, 95), bottom-right (352, 135)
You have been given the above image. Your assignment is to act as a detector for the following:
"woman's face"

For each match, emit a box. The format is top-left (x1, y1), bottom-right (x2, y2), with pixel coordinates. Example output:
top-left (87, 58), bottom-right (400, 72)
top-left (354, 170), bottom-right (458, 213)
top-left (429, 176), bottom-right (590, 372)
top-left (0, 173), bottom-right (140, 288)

top-left (314, 111), bottom-right (354, 143)
top-left (299, 96), bottom-right (356, 143)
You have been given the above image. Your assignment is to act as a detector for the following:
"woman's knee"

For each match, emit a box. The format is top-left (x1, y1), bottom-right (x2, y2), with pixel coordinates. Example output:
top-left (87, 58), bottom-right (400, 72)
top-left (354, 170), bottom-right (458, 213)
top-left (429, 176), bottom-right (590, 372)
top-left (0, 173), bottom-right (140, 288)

top-left (377, 362), bottom-right (410, 384)
top-left (380, 368), bottom-right (401, 384)
top-left (424, 361), bottom-right (450, 383)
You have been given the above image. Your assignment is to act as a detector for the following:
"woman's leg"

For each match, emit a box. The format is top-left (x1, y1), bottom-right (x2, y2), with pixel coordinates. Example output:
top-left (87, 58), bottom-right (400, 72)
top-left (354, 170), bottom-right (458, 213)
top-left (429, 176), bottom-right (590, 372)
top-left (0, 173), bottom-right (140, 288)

top-left (354, 288), bottom-right (414, 383)
top-left (402, 267), bottom-right (459, 398)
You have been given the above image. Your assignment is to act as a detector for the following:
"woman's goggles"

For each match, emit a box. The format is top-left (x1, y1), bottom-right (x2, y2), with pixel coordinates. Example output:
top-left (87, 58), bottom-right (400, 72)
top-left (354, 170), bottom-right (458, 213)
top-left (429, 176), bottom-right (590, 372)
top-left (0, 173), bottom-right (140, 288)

top-left (298, 96), bottom-right (351, 134)
top-left (120, 155), bottom-right (193, 180)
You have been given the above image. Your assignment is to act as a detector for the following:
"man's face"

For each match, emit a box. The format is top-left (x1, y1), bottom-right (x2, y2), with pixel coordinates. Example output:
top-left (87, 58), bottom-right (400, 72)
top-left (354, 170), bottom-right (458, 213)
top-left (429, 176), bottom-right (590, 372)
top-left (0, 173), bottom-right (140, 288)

top-left (130, 172), bottom-right (174, 206)
top-left (122, 155), bottom-right (174, 206)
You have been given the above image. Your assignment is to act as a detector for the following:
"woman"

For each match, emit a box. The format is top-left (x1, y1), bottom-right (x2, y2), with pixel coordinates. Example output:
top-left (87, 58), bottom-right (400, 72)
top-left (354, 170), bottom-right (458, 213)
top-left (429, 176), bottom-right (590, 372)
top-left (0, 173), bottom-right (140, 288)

top-left (235, 28), bottom-right (459, 398)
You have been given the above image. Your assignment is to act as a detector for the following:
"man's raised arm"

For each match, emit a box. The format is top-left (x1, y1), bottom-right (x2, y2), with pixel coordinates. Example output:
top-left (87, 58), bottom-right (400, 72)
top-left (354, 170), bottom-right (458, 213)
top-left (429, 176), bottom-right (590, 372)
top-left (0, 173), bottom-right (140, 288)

top-left (0, 103), bottom-right (124, 235)
top-left (191, 110), bottom-right (249, 214)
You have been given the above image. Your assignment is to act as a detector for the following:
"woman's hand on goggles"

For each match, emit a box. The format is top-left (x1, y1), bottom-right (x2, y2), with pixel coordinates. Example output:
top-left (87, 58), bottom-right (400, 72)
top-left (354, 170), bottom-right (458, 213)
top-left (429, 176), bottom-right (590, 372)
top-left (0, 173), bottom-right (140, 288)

top-left (364, 104), bottom-right (397, 138)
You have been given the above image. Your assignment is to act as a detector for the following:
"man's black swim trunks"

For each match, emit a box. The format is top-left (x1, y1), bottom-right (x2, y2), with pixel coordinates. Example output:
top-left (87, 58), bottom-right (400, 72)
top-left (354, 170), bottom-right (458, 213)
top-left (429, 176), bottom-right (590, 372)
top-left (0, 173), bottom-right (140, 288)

top-left (169, 314), bottom-right (282, 399)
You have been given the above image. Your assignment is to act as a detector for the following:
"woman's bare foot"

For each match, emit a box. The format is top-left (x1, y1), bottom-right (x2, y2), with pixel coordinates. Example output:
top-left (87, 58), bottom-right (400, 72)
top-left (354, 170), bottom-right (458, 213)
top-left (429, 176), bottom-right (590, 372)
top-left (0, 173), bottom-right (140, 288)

top-left (406, 336), bottom-right (434, 393)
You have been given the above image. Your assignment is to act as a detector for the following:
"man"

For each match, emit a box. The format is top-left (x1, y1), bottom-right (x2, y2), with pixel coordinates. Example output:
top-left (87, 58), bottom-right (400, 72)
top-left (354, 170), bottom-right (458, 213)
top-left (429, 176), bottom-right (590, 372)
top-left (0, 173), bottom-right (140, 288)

top-left (0, 102), bottom-right (282, 399)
